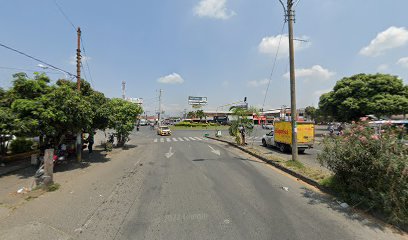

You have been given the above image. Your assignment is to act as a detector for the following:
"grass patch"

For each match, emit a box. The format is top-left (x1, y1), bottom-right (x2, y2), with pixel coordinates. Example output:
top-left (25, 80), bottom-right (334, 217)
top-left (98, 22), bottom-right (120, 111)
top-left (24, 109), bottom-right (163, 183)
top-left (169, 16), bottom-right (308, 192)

top-left (285, 160), bottom-right (305, 169)
top-left (319, 175), bottom-right (335, 187)
top-left (46, 183), bottom-right (60, 192)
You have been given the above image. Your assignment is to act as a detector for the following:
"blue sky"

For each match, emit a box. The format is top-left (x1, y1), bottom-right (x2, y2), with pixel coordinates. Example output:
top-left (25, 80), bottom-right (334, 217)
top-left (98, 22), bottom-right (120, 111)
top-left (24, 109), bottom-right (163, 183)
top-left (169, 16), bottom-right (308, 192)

top-left (1, 0), bottom-right (408, 116)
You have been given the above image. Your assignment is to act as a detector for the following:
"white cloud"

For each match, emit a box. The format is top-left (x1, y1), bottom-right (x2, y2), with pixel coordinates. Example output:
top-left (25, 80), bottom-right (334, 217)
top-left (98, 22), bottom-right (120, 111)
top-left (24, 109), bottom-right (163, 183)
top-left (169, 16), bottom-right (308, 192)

top-left (194, 0), bottom-right (236, 20)
top-left (157, 73), bottom-right (184, 84)
top-left (313, 88), bottom-right (332, 96)
top-left (69, 55), bottom-right (91, 65)
top-left (397, 57), bottom-right (408, 68)
top-left (284, 65), bottom-right (335, 81)
top-left (248, 79), bottom-right (269, 87)
top-left (359, 26), bottom-right (408, 57)
top-left (377, 64), bottom-right (389, 72)
top-left (258, 34), bottom-right (310, 58)
top-left (222, 80), bottom-right (229, 87)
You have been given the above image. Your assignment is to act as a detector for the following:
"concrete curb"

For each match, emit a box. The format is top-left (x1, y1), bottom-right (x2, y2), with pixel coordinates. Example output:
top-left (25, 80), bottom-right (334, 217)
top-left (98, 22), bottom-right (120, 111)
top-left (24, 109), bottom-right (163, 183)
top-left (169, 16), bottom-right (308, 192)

top-left (208, 136), bottom-right (334, 195)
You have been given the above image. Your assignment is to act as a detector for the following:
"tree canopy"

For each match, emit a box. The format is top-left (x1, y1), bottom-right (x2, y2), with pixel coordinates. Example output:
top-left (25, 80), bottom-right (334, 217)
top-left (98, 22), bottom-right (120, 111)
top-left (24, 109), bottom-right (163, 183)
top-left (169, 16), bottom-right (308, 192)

top-left (0, 72), bottom-right (143, 154)
top-left (318, 73), bottom-right (408, 121)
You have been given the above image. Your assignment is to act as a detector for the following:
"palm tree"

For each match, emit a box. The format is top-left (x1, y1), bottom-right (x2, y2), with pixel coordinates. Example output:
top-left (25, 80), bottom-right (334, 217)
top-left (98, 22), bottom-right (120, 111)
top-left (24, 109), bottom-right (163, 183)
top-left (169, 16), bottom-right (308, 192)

top-left (187, 111), bottom-right (196, 119)
top-left (228, 106), bottom-right (259, 145)
top-left (196, 110), bottom-right (205, 122)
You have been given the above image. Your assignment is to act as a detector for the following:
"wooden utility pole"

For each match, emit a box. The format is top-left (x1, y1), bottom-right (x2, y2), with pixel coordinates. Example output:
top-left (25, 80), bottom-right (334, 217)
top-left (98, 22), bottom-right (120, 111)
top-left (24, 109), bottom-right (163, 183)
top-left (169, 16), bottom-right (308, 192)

top-left (280, 0), bottom-right (298, 161)
top-left (77, 27), bottom-right (81, 91)
top-left (76, 27), bottom-right (82, 161)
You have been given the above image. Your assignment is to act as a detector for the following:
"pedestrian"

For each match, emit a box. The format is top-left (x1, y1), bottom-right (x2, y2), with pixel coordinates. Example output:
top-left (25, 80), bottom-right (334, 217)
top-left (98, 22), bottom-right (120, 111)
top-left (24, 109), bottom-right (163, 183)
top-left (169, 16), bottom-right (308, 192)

top-left (87, 132), bottom-right (94, 154)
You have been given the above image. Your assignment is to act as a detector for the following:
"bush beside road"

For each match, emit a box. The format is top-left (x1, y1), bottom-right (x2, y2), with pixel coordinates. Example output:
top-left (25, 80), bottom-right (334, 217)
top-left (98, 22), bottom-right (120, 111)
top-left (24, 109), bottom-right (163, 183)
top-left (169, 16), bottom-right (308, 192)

top-left (209, 124), bottom-right (408, 230)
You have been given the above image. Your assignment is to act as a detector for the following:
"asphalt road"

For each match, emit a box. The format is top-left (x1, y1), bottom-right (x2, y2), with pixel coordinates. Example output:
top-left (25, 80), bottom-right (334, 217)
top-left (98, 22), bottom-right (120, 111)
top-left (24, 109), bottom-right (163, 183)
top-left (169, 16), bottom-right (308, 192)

top-left (0, 126), bottom-right (403, 240)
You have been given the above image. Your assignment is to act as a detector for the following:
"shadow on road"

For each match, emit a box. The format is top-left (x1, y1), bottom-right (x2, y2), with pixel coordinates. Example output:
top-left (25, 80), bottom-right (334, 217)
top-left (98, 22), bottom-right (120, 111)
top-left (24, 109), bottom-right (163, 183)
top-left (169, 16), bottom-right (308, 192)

top-left (300, 187), bottom-right (389, 231)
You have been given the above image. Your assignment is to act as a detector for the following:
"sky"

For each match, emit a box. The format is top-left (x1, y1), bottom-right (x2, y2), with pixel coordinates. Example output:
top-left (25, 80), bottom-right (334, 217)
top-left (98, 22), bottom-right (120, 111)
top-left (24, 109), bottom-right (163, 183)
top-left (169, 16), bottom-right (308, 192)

top-left (1, 0), bottom-right (408, 116)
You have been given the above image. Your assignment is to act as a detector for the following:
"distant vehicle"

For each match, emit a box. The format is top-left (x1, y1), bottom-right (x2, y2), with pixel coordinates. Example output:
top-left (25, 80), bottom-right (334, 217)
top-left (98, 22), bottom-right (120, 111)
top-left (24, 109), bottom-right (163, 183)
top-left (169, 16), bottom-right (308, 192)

top-left (157, 126), bottom-right (171, 136)
top-left (214, 116), bottom-right (229, 125)
top-left (262, 121), bottom-right (315, 153)
top-left (262, 124), bottom-right (274, 130)
top-left (139, 119), bottom-right (148, 126)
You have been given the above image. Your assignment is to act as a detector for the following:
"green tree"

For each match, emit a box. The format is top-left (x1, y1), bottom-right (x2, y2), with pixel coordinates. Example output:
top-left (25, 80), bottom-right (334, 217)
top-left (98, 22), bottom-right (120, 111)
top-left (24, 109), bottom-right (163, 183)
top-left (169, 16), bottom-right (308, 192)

top-left (107, 98), bottom-right (143, 146)
top-left (195, 109), bottom-right (205, 122)
top-left (304, 106), bottom-right (317, 121)
top-left (187, 111), bottom-right (196, 119)
top-left (319, 73), bottom-right (408, 121)
top-left (228, 106), bottom-right (258, 145)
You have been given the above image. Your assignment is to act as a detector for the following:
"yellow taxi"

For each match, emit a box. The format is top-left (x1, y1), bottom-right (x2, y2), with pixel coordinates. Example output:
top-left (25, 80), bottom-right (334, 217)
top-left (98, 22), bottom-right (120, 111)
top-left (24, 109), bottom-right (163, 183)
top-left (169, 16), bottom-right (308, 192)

top-left (157, 126), bottom-right (171, 136)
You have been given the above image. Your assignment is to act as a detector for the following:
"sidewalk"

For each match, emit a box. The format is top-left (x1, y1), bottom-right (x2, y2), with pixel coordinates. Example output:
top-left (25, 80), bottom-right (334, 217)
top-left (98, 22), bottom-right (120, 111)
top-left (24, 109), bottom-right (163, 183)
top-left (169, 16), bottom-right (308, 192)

top-left (0, 131), bottom-right (107, 178)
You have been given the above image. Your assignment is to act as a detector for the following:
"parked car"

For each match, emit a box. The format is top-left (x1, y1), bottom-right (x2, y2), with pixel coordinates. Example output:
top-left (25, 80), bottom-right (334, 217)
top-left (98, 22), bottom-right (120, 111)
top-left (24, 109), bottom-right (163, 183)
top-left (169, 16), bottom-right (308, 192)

top-left (262, 124), bottom-right (274, 130)
top-left (157, 126), bottom-right (171, 136)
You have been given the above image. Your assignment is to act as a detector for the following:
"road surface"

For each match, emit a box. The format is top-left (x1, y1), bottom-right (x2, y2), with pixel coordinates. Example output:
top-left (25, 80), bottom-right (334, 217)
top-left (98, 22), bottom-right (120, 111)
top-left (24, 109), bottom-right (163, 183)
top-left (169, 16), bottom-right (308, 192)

top-left (0, 127), bottom-right (403, 240)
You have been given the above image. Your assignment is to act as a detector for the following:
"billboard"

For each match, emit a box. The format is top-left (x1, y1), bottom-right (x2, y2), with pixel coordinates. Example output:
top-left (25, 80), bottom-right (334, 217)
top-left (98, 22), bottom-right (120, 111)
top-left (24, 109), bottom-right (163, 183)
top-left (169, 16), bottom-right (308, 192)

top-left (127, 98), bottom-right (143, 104)
top-left (188, 96), bottom-right (207, 105)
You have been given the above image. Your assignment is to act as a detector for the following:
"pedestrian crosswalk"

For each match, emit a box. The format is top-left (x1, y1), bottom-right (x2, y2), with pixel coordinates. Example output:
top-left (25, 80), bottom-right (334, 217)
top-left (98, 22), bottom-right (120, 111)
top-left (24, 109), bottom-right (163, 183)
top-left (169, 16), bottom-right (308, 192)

top-left (153, 137), bottom-right (206, 143)
top-left (151, 136), bottom-right (262, 143)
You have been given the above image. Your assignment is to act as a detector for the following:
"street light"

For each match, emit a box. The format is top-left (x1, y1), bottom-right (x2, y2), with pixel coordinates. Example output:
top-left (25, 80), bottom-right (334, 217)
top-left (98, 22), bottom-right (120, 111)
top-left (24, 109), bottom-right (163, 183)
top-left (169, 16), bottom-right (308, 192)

top-left (37, 64), bottom-right (68, 79)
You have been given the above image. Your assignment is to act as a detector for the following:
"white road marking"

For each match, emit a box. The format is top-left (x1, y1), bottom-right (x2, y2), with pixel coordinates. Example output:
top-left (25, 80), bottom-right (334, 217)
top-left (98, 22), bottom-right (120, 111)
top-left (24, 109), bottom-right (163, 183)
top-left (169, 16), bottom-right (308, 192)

top-left (166, 138), bottom-right (171, 142)
top-left (178, 138), bottom-right (184, 141)
top-left (172, 138), bottom-right (178, 142)
top-left (160, 138), bottom-right (164, 143)
top-left (154, 138), bottom-right (158, 143)
top-left (195, 137), bottom-right (203, 140)
top-left (208, 145), bottom-right (221, 156)
top-left (184, 137), bottom-right (190, 141)
top-left (165, 147), bottom-right (174, 158)
top-left (189, 137), bottom-right (196, 141)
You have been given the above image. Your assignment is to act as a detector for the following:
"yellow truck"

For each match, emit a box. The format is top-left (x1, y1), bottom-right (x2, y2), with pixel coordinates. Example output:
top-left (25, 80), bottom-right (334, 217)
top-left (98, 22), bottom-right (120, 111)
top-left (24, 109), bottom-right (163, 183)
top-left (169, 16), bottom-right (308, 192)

top-left (262, 121), bottom-right (315, 153)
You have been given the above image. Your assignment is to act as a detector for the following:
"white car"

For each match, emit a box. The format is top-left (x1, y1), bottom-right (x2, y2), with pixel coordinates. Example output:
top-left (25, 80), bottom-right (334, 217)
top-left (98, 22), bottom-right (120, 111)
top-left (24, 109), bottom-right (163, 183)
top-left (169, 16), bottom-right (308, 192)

top-left (262, 124), bottom-right (274, 130)
top-left (262, 131), bottom-right (275, 147)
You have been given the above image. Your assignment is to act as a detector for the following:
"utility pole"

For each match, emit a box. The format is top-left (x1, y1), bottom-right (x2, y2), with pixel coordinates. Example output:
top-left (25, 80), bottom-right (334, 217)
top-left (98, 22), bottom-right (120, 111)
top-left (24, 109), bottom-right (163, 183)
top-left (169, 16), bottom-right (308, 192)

top-left (280, 0), bottom-right (298, 161)
top-left (158, 89), bottom-right (162, 126)
top-left (76, 27), bottom-right (82, 162)
top-left (122, 81), bottom-right (126, 100)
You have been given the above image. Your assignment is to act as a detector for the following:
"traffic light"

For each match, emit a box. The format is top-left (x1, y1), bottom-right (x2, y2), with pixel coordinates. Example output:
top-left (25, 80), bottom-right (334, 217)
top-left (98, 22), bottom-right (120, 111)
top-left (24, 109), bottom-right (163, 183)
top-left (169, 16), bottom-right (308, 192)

top-left (244, 97), bottom-right (247, 103)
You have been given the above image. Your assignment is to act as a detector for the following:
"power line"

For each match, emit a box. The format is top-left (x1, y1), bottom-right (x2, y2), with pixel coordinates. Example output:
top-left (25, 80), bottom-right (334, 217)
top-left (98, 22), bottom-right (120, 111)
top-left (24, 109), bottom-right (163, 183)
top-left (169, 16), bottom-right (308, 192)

top-left (261, 21), bottom-right (286, 109)
top-left (54, 0), bottom-right (76, 31)
top-left (80, 37), bottom-right (95, 87)
top-left (53, 1), bottom-right (96, 88)
top-left (0, 42), bottom-right (76, 78)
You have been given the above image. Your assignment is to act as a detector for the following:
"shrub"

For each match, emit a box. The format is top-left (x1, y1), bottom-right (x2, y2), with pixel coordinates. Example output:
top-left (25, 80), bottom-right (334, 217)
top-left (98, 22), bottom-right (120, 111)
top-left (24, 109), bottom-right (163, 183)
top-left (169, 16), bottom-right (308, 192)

top-left (318, 122), bottom-right (408, 226)
top-left (10, 138), bottom-right (34, 154)
top-left (174, 121), bottom-right (220, 128)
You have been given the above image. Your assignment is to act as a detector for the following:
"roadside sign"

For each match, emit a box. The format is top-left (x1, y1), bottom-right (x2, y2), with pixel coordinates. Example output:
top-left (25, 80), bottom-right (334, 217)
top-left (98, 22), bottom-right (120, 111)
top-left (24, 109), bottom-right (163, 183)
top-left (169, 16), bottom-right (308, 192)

top-left (188, 96), bottom-right (208, 105)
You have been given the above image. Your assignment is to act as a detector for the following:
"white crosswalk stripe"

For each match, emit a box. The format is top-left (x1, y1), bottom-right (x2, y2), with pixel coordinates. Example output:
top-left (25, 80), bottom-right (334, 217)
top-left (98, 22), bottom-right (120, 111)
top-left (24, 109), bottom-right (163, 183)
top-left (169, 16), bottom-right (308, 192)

top-left (153, 136), bottom-right (208, 143)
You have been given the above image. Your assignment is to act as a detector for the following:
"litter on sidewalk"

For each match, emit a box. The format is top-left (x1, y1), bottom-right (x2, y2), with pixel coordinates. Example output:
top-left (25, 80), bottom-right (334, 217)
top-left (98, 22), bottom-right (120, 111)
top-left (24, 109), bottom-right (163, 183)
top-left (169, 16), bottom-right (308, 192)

top-left (16, 187), bottom-right (30, 194)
